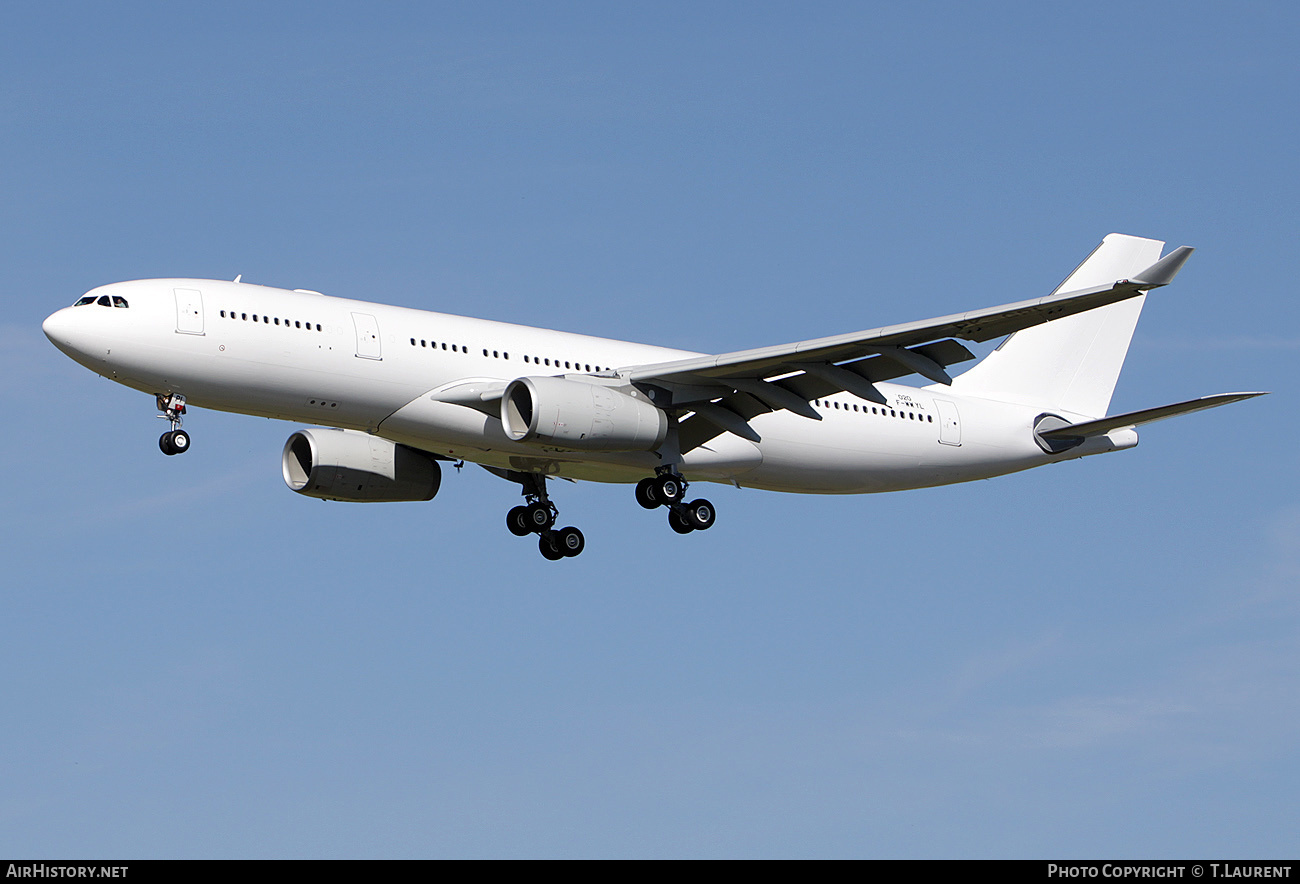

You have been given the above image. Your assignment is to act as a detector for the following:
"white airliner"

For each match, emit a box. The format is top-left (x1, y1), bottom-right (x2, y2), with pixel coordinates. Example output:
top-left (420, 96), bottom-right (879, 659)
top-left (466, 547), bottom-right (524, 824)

top-left (43, 233), bottom-right (1262, 559)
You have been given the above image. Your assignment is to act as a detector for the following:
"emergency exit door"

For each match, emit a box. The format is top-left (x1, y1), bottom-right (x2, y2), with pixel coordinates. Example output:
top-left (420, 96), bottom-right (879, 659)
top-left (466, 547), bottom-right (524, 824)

top-left (935, 399), bottom-right (961, 446)
top-left (174, 288), bottom-right (204, 335)
top-left (352, 312), bottom-right (382, 360)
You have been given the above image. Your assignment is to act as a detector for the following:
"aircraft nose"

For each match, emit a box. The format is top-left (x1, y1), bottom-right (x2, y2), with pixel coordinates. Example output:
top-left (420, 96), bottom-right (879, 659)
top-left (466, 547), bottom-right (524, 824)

top-left (43, 305), bottom-right (99, 361)
top-left (42, 306), bottom-right (74, 343)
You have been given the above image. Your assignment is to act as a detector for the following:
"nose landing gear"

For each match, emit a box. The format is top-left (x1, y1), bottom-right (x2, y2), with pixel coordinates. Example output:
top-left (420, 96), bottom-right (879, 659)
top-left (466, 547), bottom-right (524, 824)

top-left (156, 393), bottom-right (190, 456)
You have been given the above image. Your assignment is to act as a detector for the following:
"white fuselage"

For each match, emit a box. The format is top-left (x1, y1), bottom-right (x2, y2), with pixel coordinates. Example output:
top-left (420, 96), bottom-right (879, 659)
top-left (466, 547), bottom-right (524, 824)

top-left (42, 278), bottom-right (1134, 493)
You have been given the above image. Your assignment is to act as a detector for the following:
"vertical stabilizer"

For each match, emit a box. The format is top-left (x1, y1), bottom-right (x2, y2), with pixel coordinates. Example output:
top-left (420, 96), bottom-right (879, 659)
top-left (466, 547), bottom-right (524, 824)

top-left (948, 233), bottom-right (1166, 418)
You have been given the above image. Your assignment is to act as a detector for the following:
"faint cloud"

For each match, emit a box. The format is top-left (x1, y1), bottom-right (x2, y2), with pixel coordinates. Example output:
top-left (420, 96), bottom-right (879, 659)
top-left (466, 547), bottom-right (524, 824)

top-left (909, 507), bottom-right (1300, 759)
top-left (1013, 695), bottom-right (1195, 750)
top-left (0, 465), bottom-right (261, 532)
top-left (0, 323), bottom-right (71, 385)
top-left (908, 678), bottom-right (1197, 753)
top-left (91, 467), bottom-right (262, 522)
top-left (1259, 506), bottom-right (1300, 603)
top-left (0, 321), bottom-right (98, 413)
top-left (1266, 506), bottom-right (1300, 557)
top-left (910, 657), bottom-right (1291, 756)
top-left (1194, 505), bottom-right (1300, 612)
top-left (943, 632), bottom-right (1059, 701)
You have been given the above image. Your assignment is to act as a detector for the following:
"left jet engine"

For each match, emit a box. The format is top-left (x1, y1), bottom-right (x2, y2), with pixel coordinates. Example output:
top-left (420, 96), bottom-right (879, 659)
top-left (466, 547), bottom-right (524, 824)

top-left (502, 376), bottom-right (668, 451)
top-left (282, 428), bottom-right (442, 502)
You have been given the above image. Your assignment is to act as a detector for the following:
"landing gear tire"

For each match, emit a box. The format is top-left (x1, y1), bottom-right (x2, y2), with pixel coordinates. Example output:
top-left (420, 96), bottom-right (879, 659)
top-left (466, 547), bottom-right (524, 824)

top-left (668, 508), bottom-right (695, 534)
top-left (556, 526), bottom-right (585, 557)
top-left (156, 393), bottom-right (188, 455)
top-left (635, 478), bottom-right (659, 510)
top-left (525, 501), bottom-right (555, 532)
top-left (506, 505), bottom-right (533, 537)
top-left (506, 471), bottom-right (580, 556)
top-left (683, 499), bottom-right (715, 531)
top-left (539, 531), bottom-right (565, 561)
top-left (655, 475), bottom-right (684, 505)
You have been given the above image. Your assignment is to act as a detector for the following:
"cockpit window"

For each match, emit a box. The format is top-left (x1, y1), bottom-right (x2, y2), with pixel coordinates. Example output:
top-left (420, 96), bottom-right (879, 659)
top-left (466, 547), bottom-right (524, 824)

top-left (97, 295), bottom-right (112, 307)
top-left (74, 296), bottom-right (96, 306)
top-left (112, 296), bottom-right (129, 308)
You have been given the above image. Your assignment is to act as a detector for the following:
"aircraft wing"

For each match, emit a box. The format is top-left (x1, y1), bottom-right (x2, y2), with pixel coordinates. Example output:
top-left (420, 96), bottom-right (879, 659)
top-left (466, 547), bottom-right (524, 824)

top-left (623, 247), bottom-right (1193, 397)
top-left (615, 246), bottom-right (1193, 450)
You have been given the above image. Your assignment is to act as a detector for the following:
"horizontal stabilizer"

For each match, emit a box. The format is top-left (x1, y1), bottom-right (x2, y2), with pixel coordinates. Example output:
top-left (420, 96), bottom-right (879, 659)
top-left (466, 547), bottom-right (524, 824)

top-left (1039, 392), bottom-right (1267, 440)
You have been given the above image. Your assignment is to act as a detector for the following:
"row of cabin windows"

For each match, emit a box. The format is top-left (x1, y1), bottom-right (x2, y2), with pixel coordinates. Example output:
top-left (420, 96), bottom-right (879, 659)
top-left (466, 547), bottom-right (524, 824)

top-left (411, 338), bottom-right (469, 354)
top-left (813, 398), bottom-right (934, 423)
top-left (408, 337), bottom-right (609, 373)
top-left (524, 355), bottom-right (609, 372)
top-left (220, 310), bottom-right (322, 331)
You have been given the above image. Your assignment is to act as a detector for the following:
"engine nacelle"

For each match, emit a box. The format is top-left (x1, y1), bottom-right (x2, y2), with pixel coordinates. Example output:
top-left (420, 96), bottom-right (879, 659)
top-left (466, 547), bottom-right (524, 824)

top-left (282, 428), bottom-right (442, 502)
top-left (502, 376), bottom-right (669, 451)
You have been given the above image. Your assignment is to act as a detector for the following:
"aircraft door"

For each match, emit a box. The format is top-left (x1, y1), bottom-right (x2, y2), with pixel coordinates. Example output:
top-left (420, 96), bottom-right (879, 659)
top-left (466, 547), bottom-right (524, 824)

top-left (174, 288), bottom-right (204, 335)
top-left (352, 312), bottom-right (382, 360)
top-left (935, 399), bottom-right (961, 446)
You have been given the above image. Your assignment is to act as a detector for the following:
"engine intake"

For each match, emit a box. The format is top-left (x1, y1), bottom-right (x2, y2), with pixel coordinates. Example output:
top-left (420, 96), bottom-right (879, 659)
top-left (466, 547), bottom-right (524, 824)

top-left (502, 376), bottom-right (668, 451)
top-left (282, 428), bottom-right (442, 502)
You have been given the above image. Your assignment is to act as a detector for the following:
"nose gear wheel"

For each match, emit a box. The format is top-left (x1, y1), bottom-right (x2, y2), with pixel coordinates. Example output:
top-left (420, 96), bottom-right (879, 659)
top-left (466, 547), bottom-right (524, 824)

top-left (155, 393), bottom-right (191, 456)
top-left (159, 429), bottom-right (191, 456)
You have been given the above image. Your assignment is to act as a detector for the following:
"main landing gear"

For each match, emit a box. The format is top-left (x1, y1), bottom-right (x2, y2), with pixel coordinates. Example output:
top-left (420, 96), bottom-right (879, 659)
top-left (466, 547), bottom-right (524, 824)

top-left (495, 467), bottom-right (712, 558)
top-left (156, 393), bottom-right (191, 456)
top-left (635, 471), bottom-right (715, 534)
top-left (505, 473), bottom-right (585, 561)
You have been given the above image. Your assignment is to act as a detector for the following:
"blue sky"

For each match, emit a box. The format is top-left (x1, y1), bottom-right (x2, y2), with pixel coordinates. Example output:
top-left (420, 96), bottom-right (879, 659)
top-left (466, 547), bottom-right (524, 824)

top-left (2, 1), bottom-right (1297, 858)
